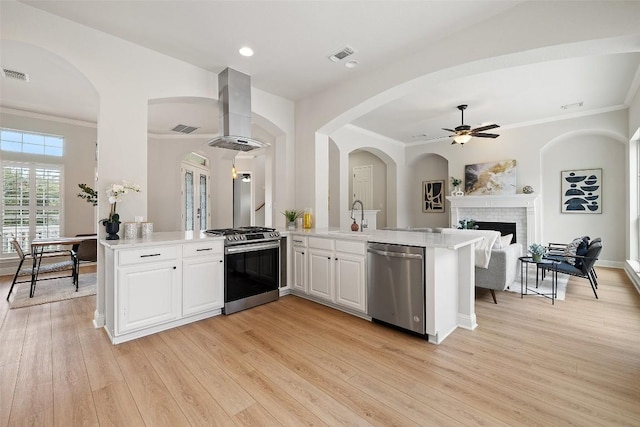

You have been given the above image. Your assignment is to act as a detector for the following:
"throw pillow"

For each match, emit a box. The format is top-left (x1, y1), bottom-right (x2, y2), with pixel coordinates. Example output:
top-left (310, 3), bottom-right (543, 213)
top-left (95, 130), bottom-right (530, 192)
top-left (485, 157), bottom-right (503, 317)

top-left (492, 236), bottom-right (503, 250)
top-left (500, 234), bottom-right (513, 248)
top-left (563, 236), bottom-right (587, 266)
top-left (574, 237), bottom-right (590, 269)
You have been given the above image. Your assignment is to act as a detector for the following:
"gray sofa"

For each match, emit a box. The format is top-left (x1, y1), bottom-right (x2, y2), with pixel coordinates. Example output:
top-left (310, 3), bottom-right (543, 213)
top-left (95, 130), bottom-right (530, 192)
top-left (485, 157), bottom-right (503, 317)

top-left (475, 242), bottom-right (522, 303)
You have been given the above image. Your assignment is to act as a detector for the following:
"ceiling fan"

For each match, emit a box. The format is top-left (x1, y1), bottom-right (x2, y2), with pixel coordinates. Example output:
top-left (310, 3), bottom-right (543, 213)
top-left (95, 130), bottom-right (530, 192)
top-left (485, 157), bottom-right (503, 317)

top-left (443, 104), bottom-right (500, 145)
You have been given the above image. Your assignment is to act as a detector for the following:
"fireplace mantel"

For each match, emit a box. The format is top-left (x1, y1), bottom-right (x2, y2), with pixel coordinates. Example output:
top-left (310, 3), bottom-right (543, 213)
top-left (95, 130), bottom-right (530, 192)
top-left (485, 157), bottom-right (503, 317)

top-left (446, 194), bottom-right (539, 208)
top-left (446, 194), bottom-right (541, 249)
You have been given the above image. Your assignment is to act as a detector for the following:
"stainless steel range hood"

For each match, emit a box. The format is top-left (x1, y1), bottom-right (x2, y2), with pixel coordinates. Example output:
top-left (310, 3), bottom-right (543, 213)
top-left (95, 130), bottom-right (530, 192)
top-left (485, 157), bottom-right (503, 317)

top-left (208, 67), bottom-right (267, 152)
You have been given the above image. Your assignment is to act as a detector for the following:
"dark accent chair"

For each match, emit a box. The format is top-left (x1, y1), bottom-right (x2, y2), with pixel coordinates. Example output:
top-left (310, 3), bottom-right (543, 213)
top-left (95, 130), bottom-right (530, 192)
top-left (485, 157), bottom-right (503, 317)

top-left (540, 240), bottom-right (602, 299)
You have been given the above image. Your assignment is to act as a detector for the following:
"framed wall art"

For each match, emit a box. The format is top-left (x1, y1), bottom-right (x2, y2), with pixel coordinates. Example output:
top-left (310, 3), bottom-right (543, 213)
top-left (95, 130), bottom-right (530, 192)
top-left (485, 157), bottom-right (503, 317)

top-left (422, 180), bottom-right (445, 213)
top-left (561, 168), bottom-right (602, 213)
top-left (465, 159), bottom-right (517, 195)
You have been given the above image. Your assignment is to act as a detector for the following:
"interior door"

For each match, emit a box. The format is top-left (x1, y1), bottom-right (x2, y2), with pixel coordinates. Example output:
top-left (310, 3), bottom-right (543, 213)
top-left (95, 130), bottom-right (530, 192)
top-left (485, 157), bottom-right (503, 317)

top-left (181, 163), bottom-right (210, 232)
top-left (353, 165), bottom-right (373, 209)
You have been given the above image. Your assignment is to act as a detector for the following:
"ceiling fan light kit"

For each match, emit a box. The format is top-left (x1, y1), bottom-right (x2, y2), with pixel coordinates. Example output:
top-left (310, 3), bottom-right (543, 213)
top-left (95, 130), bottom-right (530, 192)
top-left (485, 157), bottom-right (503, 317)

top-left (444, 104), bottom-right (500, 145)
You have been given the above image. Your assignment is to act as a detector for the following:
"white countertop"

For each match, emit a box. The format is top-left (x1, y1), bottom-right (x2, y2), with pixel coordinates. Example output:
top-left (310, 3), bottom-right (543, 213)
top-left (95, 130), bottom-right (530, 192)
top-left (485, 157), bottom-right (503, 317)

top-left (100, 231), bottom-right (224, 249)
top-left (101, 228), bottom-right (481, 251)
top-left (285, 228), bottom-right (482, 250)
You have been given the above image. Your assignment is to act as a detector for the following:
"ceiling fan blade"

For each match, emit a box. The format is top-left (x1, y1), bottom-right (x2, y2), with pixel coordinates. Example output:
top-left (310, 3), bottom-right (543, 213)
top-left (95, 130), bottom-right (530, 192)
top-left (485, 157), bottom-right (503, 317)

top-left (442, 128), bottom-right (457, 133)
top-left (471, 123), bottom-right (499, 132)
top-left (471, 132), bottom-right (500, 138)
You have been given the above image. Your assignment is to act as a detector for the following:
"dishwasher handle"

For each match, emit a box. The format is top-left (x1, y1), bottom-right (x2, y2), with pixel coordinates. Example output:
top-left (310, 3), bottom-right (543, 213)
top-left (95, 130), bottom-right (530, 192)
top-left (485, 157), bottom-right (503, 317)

top-left (367, 248), bottom-right (423, 260)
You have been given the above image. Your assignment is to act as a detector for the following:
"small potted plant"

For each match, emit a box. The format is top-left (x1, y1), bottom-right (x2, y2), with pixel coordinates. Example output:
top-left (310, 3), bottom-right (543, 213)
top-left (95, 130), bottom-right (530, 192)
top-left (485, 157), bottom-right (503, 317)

top-left (457, 219), bottom-right (477, 230)
top-left (282, 209), bottom-right (303, 229)
top-left (450, 177), bottom-right (464, 196)
top-left (528, 243), bottom-right (547, 262)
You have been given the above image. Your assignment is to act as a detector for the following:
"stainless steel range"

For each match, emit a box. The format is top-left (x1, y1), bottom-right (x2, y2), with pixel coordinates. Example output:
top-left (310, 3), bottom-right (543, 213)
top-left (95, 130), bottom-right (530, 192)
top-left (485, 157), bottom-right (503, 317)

top-left (205, 226), bottom-right (280, 314)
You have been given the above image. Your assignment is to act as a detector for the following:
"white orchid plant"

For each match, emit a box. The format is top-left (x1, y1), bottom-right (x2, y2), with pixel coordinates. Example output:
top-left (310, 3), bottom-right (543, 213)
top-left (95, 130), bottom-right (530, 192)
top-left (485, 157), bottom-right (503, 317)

top-left (101, 181), bottom-right (141, 225)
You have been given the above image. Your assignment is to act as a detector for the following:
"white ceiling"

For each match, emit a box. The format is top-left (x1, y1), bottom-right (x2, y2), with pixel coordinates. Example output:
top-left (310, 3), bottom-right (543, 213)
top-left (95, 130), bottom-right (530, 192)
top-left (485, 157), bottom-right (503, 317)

top-left (2, 1), bottom-right (639, 143)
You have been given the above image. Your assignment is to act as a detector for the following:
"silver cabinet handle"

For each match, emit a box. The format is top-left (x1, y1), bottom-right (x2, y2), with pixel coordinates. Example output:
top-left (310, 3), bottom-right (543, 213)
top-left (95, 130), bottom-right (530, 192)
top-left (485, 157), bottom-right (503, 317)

top-left (367, 248), bottom-right (423, 260)
top-left (140, 253), bottom-right (161, 258)
top-left (196, 248), bottom-right (213, 252)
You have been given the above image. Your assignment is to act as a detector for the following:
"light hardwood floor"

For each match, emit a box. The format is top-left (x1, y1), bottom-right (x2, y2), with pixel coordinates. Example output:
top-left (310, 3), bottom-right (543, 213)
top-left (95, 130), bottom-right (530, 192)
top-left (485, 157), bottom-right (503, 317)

top-left (1, 266), bottom-right (639, 426)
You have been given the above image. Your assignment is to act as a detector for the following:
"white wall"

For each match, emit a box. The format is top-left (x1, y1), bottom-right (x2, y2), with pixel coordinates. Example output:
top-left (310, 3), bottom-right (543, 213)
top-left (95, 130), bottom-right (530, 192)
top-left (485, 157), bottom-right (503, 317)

top-left (542, 133), bottom-right (625, 264)
top-left (407, 153), bottom-right (449, 229)
top-left (0, 110), bottom-right (97, 236)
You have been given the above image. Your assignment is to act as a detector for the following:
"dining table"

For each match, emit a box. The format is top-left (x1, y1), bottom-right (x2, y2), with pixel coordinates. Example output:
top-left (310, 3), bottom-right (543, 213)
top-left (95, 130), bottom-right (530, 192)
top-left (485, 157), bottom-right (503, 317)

top-left (29, 235), bottom-right (97, 297)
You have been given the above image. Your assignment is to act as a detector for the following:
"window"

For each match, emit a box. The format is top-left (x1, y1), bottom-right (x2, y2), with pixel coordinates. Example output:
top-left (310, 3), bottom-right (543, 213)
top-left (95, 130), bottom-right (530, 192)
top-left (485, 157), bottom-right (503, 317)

top-left (1, 162), bottom-right (63, 255)
top-left (1, 128), bottom-right (64, 157)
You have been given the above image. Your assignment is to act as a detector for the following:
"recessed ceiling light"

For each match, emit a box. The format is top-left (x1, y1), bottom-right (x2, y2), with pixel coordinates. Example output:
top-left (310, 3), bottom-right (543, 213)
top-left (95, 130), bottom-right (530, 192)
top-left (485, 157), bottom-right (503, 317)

top-left (345, 60), bottom-right (359, 69)
top-left (239, 46), bottom-right (254, 57)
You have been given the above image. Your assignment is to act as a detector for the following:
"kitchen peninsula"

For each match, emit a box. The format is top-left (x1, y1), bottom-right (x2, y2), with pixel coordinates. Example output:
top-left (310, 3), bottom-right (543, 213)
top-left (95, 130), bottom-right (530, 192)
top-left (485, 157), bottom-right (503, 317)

top-left (287, 228), bottom-right (482, 344)
top-left (97, 228), bottom-right (481, 345)
top-left (98, 232), bottom-right (226, 344)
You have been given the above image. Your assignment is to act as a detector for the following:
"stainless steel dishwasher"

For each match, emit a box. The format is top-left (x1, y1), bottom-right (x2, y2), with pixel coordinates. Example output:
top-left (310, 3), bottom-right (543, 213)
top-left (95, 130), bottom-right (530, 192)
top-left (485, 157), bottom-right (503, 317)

top-left (367, 242), bottom-right (426, 335)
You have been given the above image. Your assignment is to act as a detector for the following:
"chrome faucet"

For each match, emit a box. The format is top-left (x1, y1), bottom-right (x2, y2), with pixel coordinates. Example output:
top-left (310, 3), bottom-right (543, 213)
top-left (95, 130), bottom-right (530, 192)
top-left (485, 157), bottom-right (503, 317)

top-left (351, 199), bottom-right (366, 232)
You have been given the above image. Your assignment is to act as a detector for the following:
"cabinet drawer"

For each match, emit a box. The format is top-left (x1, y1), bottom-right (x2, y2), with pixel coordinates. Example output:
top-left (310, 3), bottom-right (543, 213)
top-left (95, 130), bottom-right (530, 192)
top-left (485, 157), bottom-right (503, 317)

top-left (118, 246), bottom-right (178, 266)
top-left (335, 239), bottom-right (365, 255)
top-left (291, 236), bottom-right (308, 247)
top-left (309, 237), bottom-right (334, 251)
top-left (183, 240), bottom-right (223, 258)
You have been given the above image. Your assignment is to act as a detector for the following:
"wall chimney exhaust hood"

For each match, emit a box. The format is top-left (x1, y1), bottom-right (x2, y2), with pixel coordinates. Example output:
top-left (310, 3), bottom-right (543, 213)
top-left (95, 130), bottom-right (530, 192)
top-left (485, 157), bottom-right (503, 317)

top-left (208, 67), bottom-right (268, 152)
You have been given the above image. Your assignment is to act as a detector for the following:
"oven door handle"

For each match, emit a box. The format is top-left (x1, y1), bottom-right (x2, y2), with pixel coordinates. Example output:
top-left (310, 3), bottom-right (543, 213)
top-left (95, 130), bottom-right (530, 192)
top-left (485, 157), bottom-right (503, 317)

top-left (225, 241), bottom-right (280, 254)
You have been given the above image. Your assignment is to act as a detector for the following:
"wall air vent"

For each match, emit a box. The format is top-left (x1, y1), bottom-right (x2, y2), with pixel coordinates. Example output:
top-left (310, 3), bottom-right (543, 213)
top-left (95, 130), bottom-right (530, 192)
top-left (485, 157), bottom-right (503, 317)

top-left (1, 68), bottom-right (30, 82)
top-left (328, 46), bottom-right (356, 62)
top-left (171, 124), bottom-right (199, 134)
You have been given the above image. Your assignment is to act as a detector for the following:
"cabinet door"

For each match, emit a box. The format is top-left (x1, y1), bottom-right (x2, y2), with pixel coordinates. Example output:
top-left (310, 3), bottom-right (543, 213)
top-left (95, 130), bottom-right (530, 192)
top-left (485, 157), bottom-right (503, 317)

top-left (335, 253), bottom-right (366, 312)
top-left (117, 261), bottom-right (181, 334)
top-left (308, 249), bottom-right (333, 300)
top-left (183, 254), bottom-right (224, 316)
top-left (292, 246), bottom-right (307, 293)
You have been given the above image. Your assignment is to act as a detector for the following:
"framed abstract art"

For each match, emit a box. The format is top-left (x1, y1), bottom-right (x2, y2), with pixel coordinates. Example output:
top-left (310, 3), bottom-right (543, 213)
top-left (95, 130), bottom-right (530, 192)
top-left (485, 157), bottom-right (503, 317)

top-left (422, 180), bottom-right (445, 213)
top-left (561, 168), bottom-right (602, 213)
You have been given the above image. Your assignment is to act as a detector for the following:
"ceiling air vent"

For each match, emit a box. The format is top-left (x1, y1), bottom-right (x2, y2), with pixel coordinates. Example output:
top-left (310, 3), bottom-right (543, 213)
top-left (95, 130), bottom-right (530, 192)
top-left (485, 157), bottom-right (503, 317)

top-left (171, 124), bottom-right (199, 134)
top-left (1, 68), bottom-right (30, 82)
top-left (328, 46), bottom-right (356, 62)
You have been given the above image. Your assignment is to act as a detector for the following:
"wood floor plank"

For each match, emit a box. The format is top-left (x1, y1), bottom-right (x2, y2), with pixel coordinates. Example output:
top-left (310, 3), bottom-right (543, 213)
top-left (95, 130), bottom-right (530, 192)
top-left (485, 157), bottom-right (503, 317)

top-left (159, 327), bottom-right (256, 416)
top-left (111, 340), bottom-right (190, 426)
top-left (233, 368), bottom-right (328, 426)
top-left (0, 362), bottom-right (19, 427)
top-left (8, 304), bottom-right (54, 426)
top-left (232, 402), bottom-right (282, 426)
top-left (0, 307), bottom-right (28, 369)
top-left (92, 381), bottom-right (145, 427)
top-left (138, 333), bottom-right (236, 425)
top-left (50, 302), bottom-right (99, 427)
top-left (76, 328), bottom-right (125, 392)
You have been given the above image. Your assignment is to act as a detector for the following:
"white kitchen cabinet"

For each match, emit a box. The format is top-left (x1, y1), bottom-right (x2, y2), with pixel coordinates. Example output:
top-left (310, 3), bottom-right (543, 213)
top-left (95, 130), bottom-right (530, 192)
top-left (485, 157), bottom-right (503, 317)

top-left (301, 236), bottom-right (367, 314)
top-left (291, 236), bottom-right (308, 293)
top-left (117, 259), bottom-right (181, 334)
top-left (308, 237), bottom-right (334, 301)
top-left (103, 236), bottom-right (226, 344)
top-left (182, 241), bottom-right (224, 316)
top-left (308, 248), bottom-right (334, 300)
top-left (334, 245), bottom-right (366, 313)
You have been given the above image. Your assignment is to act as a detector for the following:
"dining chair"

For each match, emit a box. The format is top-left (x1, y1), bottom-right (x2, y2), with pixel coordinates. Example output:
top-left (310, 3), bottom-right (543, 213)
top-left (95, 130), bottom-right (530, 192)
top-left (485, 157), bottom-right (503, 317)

top-left (6, 239), bottom-right (77, 300)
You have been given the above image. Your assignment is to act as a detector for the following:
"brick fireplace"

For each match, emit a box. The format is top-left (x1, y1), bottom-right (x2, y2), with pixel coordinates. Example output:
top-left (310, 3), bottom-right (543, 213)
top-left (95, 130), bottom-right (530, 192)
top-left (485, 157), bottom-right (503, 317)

top-left (446, 194), bottom-right (541, 250)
